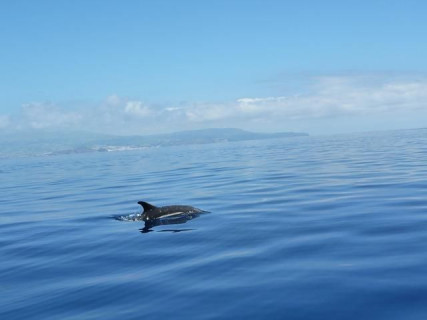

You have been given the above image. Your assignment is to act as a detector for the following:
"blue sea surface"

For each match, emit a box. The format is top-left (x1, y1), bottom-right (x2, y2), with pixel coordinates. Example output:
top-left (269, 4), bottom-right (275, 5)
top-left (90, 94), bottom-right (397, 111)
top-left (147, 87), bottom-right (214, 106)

top-left (1, 129), bottom-right (427, 319)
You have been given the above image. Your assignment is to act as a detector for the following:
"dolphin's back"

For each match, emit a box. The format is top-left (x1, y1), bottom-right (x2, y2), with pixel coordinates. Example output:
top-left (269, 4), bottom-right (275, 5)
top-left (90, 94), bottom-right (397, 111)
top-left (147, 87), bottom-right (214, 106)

top-left (138, 201), bottom-right (205, 221)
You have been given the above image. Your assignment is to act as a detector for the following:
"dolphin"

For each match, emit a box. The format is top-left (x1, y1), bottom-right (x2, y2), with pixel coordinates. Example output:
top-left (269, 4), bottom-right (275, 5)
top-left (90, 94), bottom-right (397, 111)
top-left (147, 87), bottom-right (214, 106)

top-left (137, 201), bottom-right (208, 222)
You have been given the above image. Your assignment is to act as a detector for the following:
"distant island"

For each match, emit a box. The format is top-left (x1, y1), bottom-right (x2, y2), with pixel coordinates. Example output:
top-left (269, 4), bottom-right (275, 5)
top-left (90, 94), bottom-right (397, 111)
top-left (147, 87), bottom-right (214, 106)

top-left (105, 128), bottom-right (308, 146)
top-left (0, 128), bottom-right (308, 157)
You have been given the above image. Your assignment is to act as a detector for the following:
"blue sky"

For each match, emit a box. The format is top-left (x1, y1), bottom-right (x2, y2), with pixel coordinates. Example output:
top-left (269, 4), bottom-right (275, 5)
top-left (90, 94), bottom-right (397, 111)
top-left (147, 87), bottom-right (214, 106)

top-left (1, 0), bottom-right (426, 134)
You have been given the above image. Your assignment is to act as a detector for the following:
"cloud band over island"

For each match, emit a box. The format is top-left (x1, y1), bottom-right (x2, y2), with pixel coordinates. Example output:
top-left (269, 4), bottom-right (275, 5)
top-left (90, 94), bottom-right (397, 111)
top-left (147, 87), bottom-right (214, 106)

top-left (2, 75), bottom-right (427, 135)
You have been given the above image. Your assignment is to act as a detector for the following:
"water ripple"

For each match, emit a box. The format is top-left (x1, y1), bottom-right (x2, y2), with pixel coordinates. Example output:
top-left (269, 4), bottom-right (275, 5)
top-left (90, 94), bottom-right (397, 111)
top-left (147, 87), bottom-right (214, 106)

top-left (1, 129), bottom-right (427, 319)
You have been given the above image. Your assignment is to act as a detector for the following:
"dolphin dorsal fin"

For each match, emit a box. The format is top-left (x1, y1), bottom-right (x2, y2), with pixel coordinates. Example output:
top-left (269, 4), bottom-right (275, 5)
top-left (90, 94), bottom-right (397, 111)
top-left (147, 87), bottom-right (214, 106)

top-left (137, 201), bottom-right (157, 212)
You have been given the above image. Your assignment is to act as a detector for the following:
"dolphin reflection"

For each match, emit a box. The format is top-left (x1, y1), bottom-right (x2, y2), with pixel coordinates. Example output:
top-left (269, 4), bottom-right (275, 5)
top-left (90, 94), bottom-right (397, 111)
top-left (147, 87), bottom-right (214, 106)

top-left (140, 211), bottom-right (202, 233)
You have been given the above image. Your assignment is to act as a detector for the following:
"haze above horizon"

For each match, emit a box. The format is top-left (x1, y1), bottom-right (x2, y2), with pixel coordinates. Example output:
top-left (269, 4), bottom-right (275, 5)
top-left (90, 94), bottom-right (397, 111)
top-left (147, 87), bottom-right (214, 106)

top-left (1, 0), bottom-right (426, 135)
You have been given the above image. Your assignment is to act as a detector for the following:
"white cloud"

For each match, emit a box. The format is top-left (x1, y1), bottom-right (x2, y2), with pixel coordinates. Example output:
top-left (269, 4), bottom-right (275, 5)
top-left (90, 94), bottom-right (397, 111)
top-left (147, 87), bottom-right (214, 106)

top-left (105, 94), bottom-right (122, 106)
top-left (0, 115), bottom-right (10, 129)
top-left (3, 75), bottom-right (427, 134)
top-left (124, 101), bottom-right (152, 117)
top-left (231, 77), bottom-right (427, 120)
top-left (185, 103), bottom-right (235, 122)
top-left (179, 76), bottom-right (427, 133)
top-left (20, 102), bottom-right (82, 129)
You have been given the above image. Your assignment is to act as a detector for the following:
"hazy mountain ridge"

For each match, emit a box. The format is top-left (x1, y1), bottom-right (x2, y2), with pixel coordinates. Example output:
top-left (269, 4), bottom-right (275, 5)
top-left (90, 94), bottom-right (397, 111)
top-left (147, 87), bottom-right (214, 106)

top-left (0, 128), bottom-right (308, 157)
top-left (105, 128), bottom-right (307, 145)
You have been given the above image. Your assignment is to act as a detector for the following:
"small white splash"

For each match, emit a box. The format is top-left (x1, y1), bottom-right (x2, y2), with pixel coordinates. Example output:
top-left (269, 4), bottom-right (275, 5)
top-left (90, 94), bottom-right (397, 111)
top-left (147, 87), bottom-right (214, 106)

top-left (92, 145), bottom-right (149, 152)
top-left (115, 212), bottom-right (143, 222)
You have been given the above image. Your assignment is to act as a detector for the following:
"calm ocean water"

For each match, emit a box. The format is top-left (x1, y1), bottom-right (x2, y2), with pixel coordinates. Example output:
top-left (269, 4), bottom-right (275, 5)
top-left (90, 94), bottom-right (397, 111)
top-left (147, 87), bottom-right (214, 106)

top-left (1, 129), bottom-right (427, 319)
